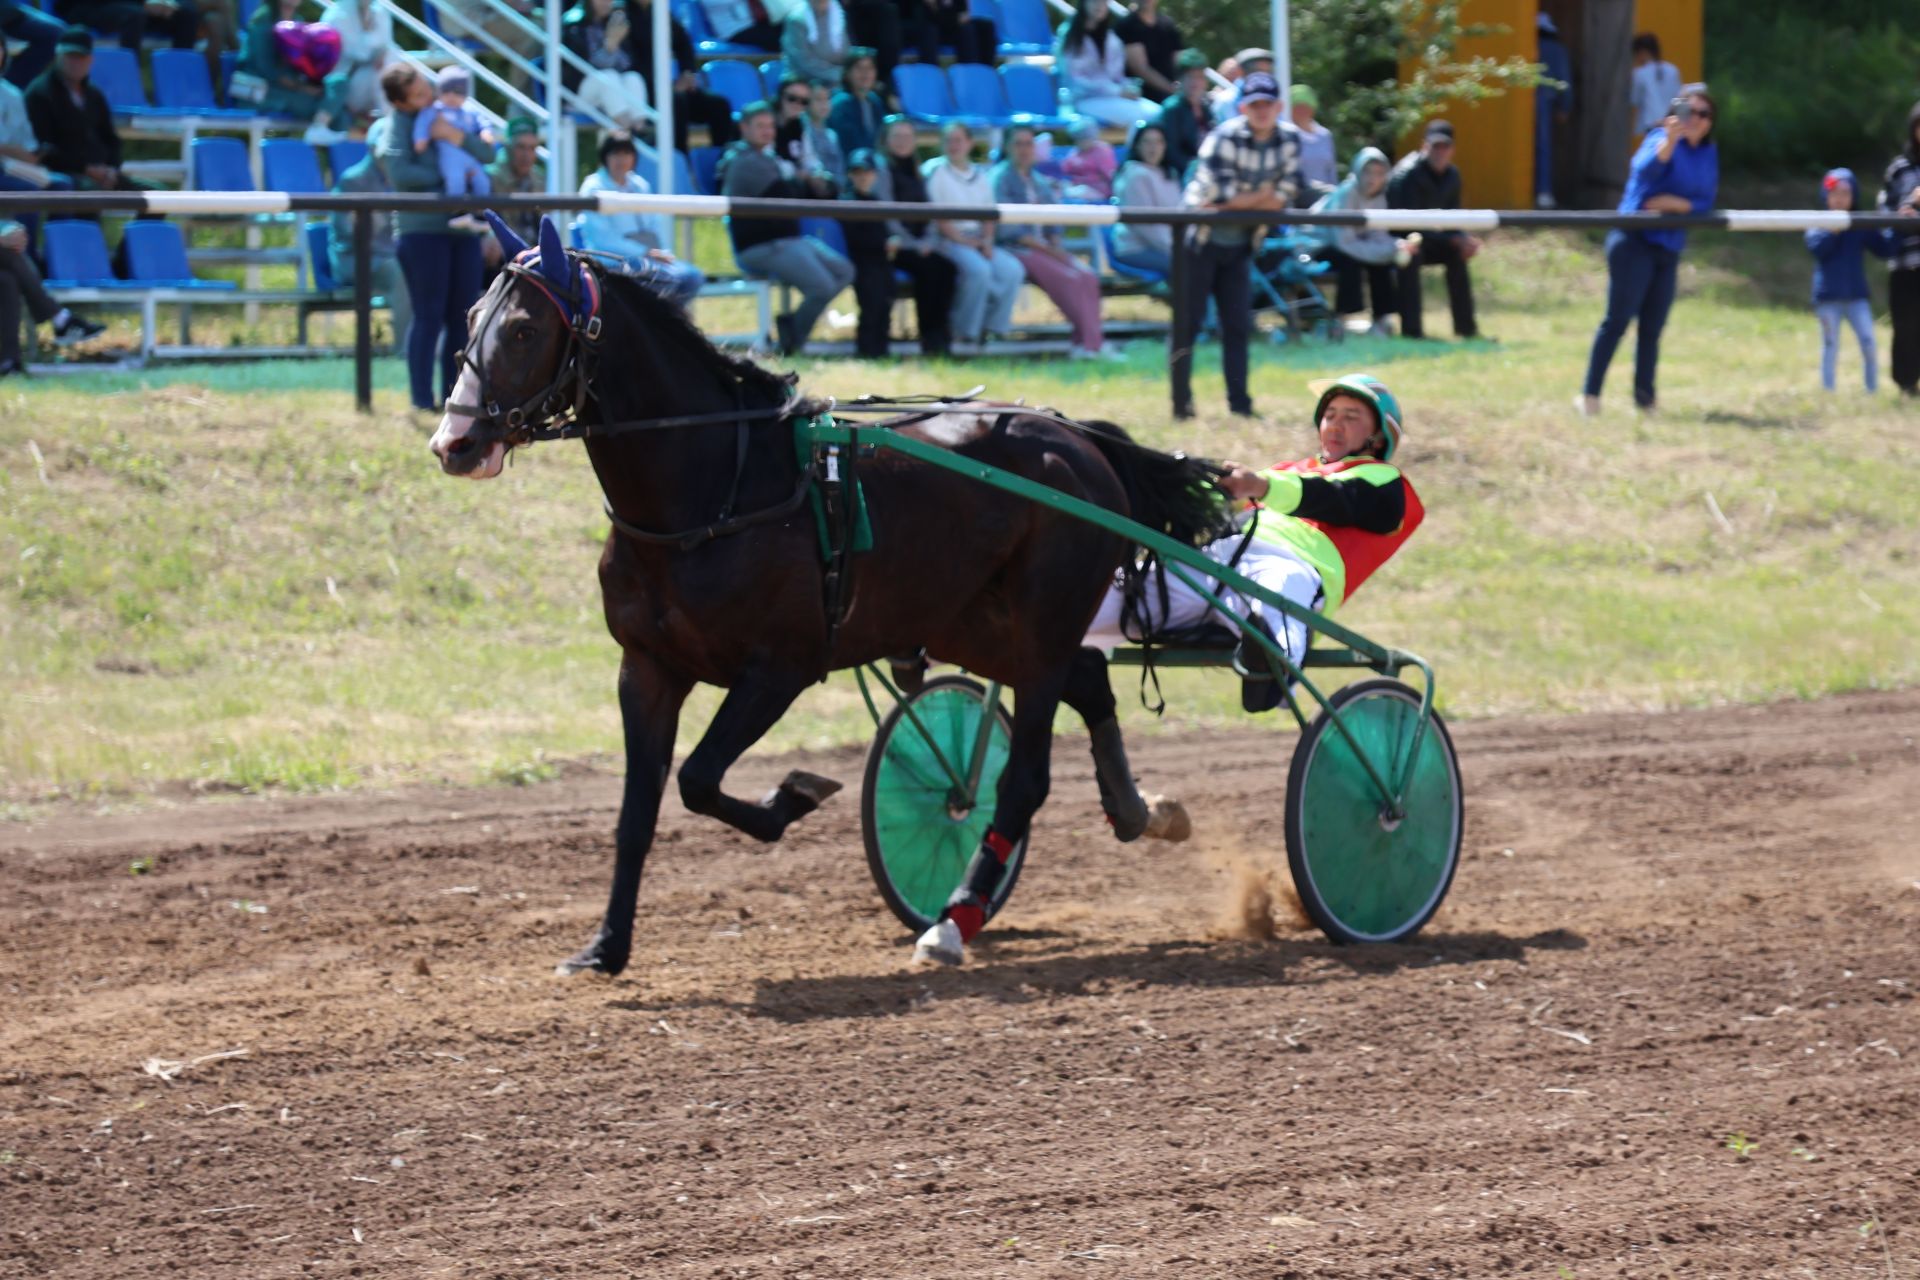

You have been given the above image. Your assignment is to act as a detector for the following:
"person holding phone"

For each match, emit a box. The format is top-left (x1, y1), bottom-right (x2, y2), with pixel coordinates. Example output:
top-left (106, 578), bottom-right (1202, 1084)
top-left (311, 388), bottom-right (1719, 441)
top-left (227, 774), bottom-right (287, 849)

top-left (1578, 84), bottom-right (1718, 416)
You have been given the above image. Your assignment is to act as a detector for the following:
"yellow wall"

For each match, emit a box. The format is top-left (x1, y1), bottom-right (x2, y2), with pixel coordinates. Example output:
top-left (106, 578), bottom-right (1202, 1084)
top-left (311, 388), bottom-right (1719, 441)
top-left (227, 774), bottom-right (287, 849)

top-left (1635, 0), bottom-right (1703, 82)
top-left (1398, 0), bottom-right (1538, 211)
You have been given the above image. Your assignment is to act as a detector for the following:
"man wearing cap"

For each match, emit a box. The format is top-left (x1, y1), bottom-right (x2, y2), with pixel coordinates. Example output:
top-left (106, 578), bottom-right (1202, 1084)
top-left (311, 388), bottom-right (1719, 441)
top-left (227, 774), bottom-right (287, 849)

top-left (1212, 46), bottom-right (1271, 123)
top-left (1387, 120), bottom-right (1481, 340)
top-left (1290, 83), bottom-right (1336, 196)
top-left (1173, 68), bottom-right (1300, 419)
top-left (1155, 47), bottom-right (1212, 178)
top-left (23, 28), bottom-right (140, 193)
top-left (483, 116), bottom-right (545, 268)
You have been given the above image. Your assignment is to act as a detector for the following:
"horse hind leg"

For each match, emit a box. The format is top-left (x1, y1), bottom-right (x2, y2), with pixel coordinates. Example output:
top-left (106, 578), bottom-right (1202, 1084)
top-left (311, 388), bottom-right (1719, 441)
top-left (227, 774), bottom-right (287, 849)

top-left (1064, 647), bottom-right (1190, 845)
top-left (677, 671), bottom-right (843, 843)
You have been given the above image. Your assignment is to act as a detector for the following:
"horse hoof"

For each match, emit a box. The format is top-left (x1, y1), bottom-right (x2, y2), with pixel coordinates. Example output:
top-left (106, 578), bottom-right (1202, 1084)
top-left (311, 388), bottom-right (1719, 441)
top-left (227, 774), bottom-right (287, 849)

top-left (912, 918), bottom-right (965, 967)
top-left (554, 941), bottom-right (627, 977)
top-left (776, 769), bottom-right (843, 813)
top-left (1143, 794), bottom-right (1192, 842)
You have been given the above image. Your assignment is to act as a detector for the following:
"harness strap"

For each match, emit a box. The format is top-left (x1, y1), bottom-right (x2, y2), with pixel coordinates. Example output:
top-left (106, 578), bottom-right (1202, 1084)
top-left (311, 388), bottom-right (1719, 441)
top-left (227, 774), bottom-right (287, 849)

top-left (602, 471), bottom-right (814, 552)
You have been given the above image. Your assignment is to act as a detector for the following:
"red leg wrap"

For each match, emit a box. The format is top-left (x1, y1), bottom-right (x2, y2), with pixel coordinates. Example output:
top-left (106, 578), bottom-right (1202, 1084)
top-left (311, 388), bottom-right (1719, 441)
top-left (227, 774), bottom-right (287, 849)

top-left (947, 901), bottom-right (986, 942)
top-left (984, 828), bottom-right (1015, 862)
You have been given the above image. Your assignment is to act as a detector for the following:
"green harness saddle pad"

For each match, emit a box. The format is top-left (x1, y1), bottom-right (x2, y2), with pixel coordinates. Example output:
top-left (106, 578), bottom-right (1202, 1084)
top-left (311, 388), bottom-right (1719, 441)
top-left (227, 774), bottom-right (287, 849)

top-left (793, 419), bottom-right (874, 559)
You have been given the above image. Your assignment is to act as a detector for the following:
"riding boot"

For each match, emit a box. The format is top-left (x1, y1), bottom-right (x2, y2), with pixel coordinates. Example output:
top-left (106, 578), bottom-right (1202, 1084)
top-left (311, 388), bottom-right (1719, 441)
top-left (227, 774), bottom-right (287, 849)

top-left (1237, 614), bottom-right (1285, 714)
top-left (1087, 716), bottom-right (1149, 841)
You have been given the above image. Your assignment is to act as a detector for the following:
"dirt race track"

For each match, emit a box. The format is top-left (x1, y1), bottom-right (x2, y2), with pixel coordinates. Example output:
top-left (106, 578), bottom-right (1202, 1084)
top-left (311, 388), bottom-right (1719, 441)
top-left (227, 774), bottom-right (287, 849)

top-left (4, 691), bottom-right (1919, 1279)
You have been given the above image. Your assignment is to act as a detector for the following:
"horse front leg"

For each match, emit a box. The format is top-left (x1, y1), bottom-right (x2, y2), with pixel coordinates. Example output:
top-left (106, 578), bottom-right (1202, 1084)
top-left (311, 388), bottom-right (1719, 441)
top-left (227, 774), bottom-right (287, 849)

top-left (677, 668), bottom-right (842, 842)
top-left (913, 665), bottom-right (1069, 966)
top-left (557, 653), bottom-right (691, 978)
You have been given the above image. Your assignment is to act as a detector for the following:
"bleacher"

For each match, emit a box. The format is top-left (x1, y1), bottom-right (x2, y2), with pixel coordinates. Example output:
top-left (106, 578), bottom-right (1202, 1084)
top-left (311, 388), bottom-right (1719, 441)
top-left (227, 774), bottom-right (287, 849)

top-left (11, 0), bottom-right (1228, 367)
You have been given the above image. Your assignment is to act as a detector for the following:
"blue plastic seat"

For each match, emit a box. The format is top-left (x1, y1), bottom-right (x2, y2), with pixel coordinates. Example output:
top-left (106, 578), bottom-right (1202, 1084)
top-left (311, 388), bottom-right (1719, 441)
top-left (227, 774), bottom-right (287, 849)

top-left (89, 47), bottom-right (153, 114)
top-left (994, 0), bottom-right (1053, 56)
top-left (677, 0), bottom-right (764, 57)
top-left (152, 49), bottom-right (253, 117)
top-left (761, 60), bottom-right (785, 100)
top-left (262, 138), bottom-right (327, 194)
top-left (121, 221), bottom-right (238, 289)
top-left (1000, 62), bottom-right (1069, 127)
top-left (305, 221), bottom-right (337, 290)
top-left (328, 140), bottom-right (369, 180)
top-left (688, 144), bottom-right (722, 195)
top-left (218, 49), bottom-right (238, 102)
top-left (704, 59), bottom-right (764, 114)
top-left (799, 215), bottom-right (846, 257)
top-left (190, 136), bottom-right (255, 191)
top-left (42, 221), bottom-right (142, 288)
top-left (948, 63), bottom-right (1012, 123)
top-left (892, 63), bottom-right (954, 122)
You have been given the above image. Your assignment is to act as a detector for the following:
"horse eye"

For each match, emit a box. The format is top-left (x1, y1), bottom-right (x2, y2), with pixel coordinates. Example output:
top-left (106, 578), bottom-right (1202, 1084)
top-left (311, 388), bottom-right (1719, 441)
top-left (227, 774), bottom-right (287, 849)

top-left (513, 324), bottom-right (534, 344)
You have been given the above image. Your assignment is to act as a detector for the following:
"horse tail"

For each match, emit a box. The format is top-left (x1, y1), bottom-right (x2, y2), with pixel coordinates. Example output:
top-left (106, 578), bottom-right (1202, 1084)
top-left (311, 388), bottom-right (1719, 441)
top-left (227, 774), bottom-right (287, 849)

top-left (1076, 419), bottom-right (1234, 550)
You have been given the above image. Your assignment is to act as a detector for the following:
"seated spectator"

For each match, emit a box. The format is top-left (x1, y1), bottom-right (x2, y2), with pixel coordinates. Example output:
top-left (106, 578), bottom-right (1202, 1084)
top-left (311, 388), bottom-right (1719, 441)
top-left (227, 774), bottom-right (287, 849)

top-left (318, 0), bottom-right (391, 125)
top-left (717, 99), bottom-right (853, 353)
top-left (841, 4), bottom-right (899, 84)
top-left (1211, 46), bottom-right (1271, 123)
top-left (0, 215), bottom-right (103, 375)
top-left (1155, 47), bottom-right (1211, 178)
top-left (327, 116), bottom-right (413, 347)
top-left (899, 0), bottom-right (995, 69)
top-left (54, 0), bottom-right (197, 56)
top-left (235, 0), bottom-right (355, 146)
top-left (992, 124), bottom-right (1110, 360)
top-left (775, 75), bottom-right (842, 187)
top-left (801, 80), bottom-right (846, 183)
top-left (1057, 0), bottom-right (1155, 127)
top-left (1303, 145), bottom-right (1407, 336)
top-left (783, 0), bottom-right (849, 85)
top-left (0, 40), bottom-right (73, 253)
top-left (1110, 122), bottom-right (1180, 276)
top-left (826, 47), bottom-right (887, 157)
top-left (24, 28), bottom-right (147, 192)
top-left (1387, 119), bottom-right (1480, 340)
top-left (1059, 117), bottom-right (1115, 201)
top-left (620, 0), bottom-right (738, 152)
top-left (483, 116), bottom-right (546, 269)
top-left (696, 0), bottom-right (779, 52)
top-left (561, 0), bottom-right (648, 131)
top-left (1290, 83), bottom-right (1336, 196)
top-left (575, 130), bottom-right (705, 307)
top-left (1116, 0), bottom-right (1181, 99)
top-left (869, 112), bottom-right (956, 355)
top-left (437, 0), bottom-right (542, 86)
top-left (921, 119), bottom-right (1024, 346)
top-left (1, 0), bottom-right (66, 89)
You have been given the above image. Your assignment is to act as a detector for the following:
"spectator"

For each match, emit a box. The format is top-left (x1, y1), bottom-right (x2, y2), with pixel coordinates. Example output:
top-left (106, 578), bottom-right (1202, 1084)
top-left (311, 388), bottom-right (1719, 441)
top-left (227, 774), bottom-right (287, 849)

top-left (235, 0), bottom-right (354, 146)
top-left (1057, 0), bottom-right (1155, 128)
top-left (994, 124), bottom-right (1111, 360)
top-left (1880, 100), bottom-right (1920, 396)
top-left (1534, 12), bottom-right (1571, 208)
top-left (773, 73), bottom-right (840, 186)
top-left (438, 0), bottom-right (543, 85)
top-left (783, 0), bottom-right (850, 85)
top-left (1115, 0), bottom-right (1181, 99)
top-left (801, 79), bottom-right (846, 183)
top-left (1171, 69), bottom-right (1298, 419)
top-left (1, 0), bottom-right (65, 89)
top-left (1303, 145), bottom-right (1407, 337)
top-left (869, 113), bottom-right (955, 356)
top-left (0, 40), bottom-right (73, 254)
top-left (717, 99), bottom-right (854, 354)
top-left (413, 68), bottom-right (495, 234)
top-left (635, 0), bottom-right (739, 151)
top-left (1211, 46), bottom-right (1271, 123)
top-left (1807, 168), bottom-right (1895, 393)
top-left (54, 0), bottom-right (197, 57)
top-left (1059, 117), bottom-right (1114, 201)
top-left (827, 47), bottom-right (887, 157)
top-left (1155, 47), bottom-right (1211, 178)
top-left (575, 130), bottom-right (705, 307)
top-left (839, 147), bottom-right (896, 357)
top-left (1289, 83), bottom-right (1335, 196)
top-left (0, 215), bottom-right (103, 375)
top-left (899, 0), bottom-right (995, 69)
top-left (1111, 122), bottom-right (1180, 276)
top-left (697, 0), bottom-right (780, 52)
top-left (327, 116), bottom-right (412, 348)
top-left (1628, 32), bottom-right (1679, 138)
top-left (483, 115), bottom-right (545, 268)
top-left (842, 1), bottom-right (901, 85)
top-left (1578, 85), bottom-right (1717, 415)
top-left (565, 0), bottom-right (740, 150)
top-left (376, 62), bottom-right (490, 412)
top-left (318, 0), bottom-right (391, 125)
top-left (1387, 120), bottom-right (1481, 340)
top-left (922, 119), bottom-right (1024, 348)
top-left (24, 28), bottom-right (145, 192)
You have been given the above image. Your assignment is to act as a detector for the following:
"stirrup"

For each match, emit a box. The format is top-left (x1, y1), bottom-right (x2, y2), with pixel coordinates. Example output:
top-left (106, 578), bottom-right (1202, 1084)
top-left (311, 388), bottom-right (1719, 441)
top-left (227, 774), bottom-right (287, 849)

top-left (888, 647), bottom-right (928, 695)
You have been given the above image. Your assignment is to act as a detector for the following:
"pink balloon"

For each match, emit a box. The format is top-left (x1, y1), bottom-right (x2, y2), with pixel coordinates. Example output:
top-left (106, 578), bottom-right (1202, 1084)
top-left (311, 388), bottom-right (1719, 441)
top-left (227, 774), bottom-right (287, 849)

top-left (273, 20), bottom-right (341, 81)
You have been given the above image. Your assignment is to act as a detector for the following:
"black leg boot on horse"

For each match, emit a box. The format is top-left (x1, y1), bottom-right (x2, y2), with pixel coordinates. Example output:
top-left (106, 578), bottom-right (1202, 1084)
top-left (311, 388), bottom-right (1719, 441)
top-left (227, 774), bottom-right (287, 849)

top-left (1065, 647), bottom-right (1192, 844)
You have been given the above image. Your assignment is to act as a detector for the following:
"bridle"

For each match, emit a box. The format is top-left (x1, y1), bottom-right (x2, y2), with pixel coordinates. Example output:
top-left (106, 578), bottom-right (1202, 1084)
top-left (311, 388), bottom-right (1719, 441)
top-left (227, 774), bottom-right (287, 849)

top-left (446, 246), bottom-right (609, 446)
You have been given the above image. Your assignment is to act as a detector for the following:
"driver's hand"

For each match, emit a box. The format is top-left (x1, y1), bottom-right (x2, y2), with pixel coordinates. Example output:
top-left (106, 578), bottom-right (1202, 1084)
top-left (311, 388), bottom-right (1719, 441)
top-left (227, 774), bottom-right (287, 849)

top-left (1217, 464), bottom-right (1270, 502)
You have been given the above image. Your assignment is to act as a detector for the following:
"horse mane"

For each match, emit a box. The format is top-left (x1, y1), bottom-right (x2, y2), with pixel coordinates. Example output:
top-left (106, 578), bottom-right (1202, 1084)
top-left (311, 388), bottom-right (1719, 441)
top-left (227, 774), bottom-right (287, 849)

top-left (590, 266), bottom-right (826, 416)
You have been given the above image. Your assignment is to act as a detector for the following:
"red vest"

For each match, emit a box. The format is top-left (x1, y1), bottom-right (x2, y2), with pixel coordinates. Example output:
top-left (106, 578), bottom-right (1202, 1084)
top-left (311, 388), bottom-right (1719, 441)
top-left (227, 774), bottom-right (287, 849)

top-left (1270, 456), bottom-right (1424, 602)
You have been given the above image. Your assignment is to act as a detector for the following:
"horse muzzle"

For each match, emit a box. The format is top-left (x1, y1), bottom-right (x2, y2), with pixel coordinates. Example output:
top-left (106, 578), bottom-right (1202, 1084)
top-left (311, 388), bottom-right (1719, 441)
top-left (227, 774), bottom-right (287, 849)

top-left (430, 411), bottom-right (507, 480)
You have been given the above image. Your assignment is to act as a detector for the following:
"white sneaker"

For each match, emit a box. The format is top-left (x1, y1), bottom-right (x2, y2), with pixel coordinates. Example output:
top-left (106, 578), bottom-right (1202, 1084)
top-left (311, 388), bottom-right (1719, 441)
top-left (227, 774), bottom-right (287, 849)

top-left (302, 123), bottom-right (350, 146)
top-left (1096, 342), bottom-right (1128, 361)
top-left (1068, 345), bottom-right (1100, 361)
top-left (1537, 192), bottom-right (1558, 209)
top-left (1573, 394), bottom-right (1600, 418)
top-left (913, 918), bottom-right (965, 966)
top-left (1368, 317), bottom-right (1397, 338)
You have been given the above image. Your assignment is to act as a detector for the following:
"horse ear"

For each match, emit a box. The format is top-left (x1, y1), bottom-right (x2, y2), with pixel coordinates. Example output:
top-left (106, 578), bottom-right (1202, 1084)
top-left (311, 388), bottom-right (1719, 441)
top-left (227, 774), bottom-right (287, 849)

top-left (537, 215), bottom-right (571, 291)
top-left (482, 209), bottom-right (526, 259)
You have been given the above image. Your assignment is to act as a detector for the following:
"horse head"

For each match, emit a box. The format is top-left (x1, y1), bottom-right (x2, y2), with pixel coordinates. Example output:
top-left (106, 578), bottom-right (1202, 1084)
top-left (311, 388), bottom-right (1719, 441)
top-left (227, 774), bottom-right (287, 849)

top-left (430, 213), bottom-right (598, 480)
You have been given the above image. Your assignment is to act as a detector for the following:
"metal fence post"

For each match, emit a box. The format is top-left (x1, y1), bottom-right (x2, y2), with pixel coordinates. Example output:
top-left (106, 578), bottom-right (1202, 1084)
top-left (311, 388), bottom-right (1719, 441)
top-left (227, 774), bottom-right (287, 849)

top-left (353, 208), bottom-right (372, 414)
top-left (1167, 224), bottom-right (1189, 418)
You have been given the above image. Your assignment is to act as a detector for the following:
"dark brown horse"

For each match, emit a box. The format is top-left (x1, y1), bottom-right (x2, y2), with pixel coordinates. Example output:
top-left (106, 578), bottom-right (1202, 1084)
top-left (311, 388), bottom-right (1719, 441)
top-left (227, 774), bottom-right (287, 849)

top-left (429, 214), bottom-right (1220, 975)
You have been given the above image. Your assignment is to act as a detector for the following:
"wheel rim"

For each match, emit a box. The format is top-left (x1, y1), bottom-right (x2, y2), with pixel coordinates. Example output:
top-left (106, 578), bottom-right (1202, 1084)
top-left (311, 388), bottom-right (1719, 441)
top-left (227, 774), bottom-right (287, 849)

top-left (869, 684), bottom-right (1013, 924)
top-left (1295, 689), bottom-right (1459, 941)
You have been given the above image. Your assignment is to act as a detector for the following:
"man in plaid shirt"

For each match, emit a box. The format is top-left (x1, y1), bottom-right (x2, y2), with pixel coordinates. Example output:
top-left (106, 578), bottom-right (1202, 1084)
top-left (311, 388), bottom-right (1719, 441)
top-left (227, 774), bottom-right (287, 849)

top-left (1173, 70), bottom-right (1300, 419)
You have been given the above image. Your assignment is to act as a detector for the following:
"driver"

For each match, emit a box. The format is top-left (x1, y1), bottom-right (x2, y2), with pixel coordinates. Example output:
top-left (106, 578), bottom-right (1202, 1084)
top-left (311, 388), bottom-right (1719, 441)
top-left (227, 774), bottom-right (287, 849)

top-left (1083, 372), bottom-right (1422, 710)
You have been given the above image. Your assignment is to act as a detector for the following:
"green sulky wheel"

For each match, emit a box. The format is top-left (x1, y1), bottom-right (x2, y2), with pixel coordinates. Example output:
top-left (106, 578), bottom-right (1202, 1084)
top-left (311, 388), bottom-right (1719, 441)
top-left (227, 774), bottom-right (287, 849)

top-left (861, 675), bottom-right (1027, 934)
top-left (1284, 678), bottom-right (1463, 944)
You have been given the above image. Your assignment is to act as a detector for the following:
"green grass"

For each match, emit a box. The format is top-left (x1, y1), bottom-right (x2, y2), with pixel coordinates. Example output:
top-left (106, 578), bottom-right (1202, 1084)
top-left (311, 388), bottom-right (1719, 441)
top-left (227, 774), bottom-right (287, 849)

top-left (4, 228), bottom-right (1919, 805)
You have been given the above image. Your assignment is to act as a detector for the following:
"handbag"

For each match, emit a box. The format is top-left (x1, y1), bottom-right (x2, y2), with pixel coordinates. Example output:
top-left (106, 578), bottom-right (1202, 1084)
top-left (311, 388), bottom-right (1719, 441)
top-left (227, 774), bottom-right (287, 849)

top-left (227, 69), bottom-right (270, 104)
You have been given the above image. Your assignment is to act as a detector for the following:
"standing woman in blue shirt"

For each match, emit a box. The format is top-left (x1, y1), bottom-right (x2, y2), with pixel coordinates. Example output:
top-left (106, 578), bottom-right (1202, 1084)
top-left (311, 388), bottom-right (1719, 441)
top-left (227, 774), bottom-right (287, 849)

top-left (1577, 84), bottom-right (1718, 416)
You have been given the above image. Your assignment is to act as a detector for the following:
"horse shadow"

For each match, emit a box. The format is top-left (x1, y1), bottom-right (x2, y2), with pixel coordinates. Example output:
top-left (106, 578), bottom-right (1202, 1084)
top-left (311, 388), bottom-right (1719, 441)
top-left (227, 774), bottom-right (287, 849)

top-left (608, 926), bottom-right (1586, 1024)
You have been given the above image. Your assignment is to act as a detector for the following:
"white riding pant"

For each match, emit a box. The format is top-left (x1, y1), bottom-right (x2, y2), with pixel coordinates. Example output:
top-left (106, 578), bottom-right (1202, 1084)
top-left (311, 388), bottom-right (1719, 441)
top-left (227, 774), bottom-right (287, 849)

top-left (1082, 534), bottom-right (1324, 669)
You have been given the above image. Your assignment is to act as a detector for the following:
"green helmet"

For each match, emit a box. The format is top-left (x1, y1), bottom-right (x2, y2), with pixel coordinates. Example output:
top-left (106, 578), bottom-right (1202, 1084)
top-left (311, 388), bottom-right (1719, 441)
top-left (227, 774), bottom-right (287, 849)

top-left (1308, 373), bottom-right (1405, 461)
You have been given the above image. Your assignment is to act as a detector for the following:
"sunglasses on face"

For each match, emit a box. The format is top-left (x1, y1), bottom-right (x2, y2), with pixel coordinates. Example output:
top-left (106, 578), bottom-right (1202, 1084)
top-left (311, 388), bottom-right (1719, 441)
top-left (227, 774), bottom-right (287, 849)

top-left (783, 94), bottom-right (809, 104)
